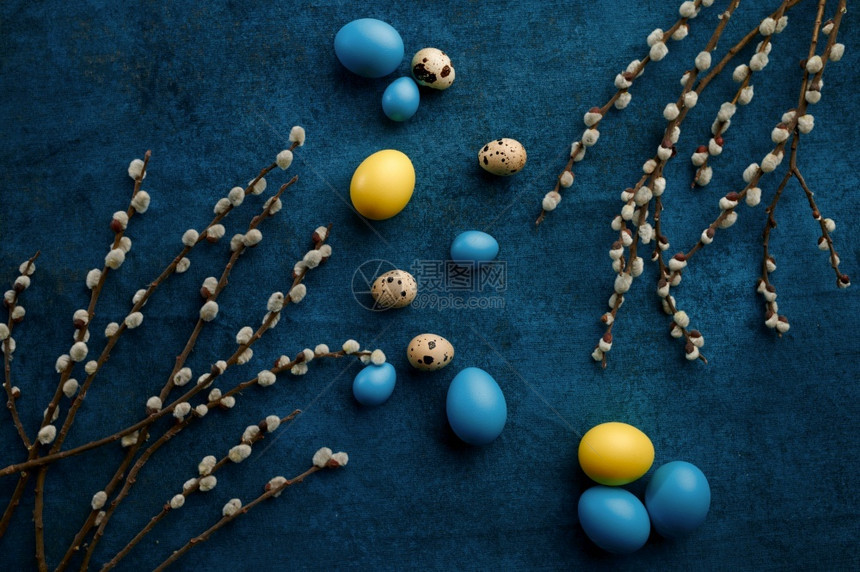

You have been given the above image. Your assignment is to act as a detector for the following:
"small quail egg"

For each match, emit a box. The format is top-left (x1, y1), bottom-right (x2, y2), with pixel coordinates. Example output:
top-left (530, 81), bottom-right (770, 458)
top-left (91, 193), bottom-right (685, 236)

top-left (371, 270), bottom-right (417, 309)
top-left (411, 48), bottom-right (455, 90)
top-left (478, 138), bottom-right (527, 176)
top-left (407, 334), bottom-right (454, 371)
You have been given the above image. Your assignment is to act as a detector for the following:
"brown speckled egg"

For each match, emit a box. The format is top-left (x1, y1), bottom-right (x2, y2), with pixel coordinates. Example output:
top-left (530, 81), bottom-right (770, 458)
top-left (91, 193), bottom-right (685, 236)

top-left (407, 334), bottom-right (454, 371)
top-left (478, 138), bottom-right (527, 176)
top-left (371, 270), bottom-right (418, 309)
top-left (411, 48), bottom-right (455, 90)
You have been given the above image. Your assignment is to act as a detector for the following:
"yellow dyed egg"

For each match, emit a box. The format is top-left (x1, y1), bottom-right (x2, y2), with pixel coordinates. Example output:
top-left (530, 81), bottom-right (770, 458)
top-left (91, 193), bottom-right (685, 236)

top-left (578, 422), bottom-right (654, 486)
top-left (350, 149), bottom-right (415, 220)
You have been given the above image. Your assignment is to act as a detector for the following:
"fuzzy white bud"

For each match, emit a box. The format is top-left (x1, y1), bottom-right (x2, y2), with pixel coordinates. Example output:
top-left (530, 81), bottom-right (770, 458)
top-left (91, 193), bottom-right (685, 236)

top-left (229, 444), bottom-right (252, 463)
top-left (236, 326), bottom-right (254, 345)
top-left (760, 152), bottom-right (781, 173)
top-left (276, 149), bottom-right (294, 170)
top-left (267, 292), bottom-right (285, 313)
top-left (198, 475), bottom-right (217, 492)
top-left (69, 341), bottom-right (88, 362)
top-left (797, 114), bottom-right (814, 134)
top-left (663, 103), bottom-right (680, 121)
top-left (695, 166), bottom-right (713, 186)
top-left (829, 43), bottom-right (845, 62)
top-left (169, 494), bottom-right (185, 509)
top-left (62, 379), bottom-right (79, 398)
top-left (759, 17), bottom-right (776, 36)
top-left (228, 186), bottom-right (245, 206)
top-left (583, 110), bottom-right (602, 127)
top-left (743, 163), bottom-right (760, 184)
top-left (649, 42), bottom-right (668, 62)
top-left (303, 249), bottom-right (323, 268)
top-left (614, 92), bottom-right (632, 110)
top-left (679, 1), bottom-right (697, 18)
top-left (130, 191), bottom-right (150, 213)
top-left (262, 415), bottom-right (280, 433)
top-left (173, 367), bottom-right (192, 387)
top-left (257, 370), bottom-right (276, 387)
top-left (91, 491), bottom-right (108, 510)
top-left (749, 52), bottom-right (769, 72)
top-left (222, 498), bottom-right (242, 517)
top-left (288, 284), bottom-right (307, 303)
top-left (38, 425), bottom-right (57, 444)
top-left (200, 301), bottom-right (219, 322)
top-left (805, 55), bottom-right (823, 74)
top-left (289, 126), bottom-right (306, 146)
top-left (683, 90), bottom-right (698, 109)
top-left (105, 248), bottom-right (126, 270)
top-left (581, 129), bottom-right (600, 147)
top-left (719, 211), bottom-right (738, 229)
top-left (173, 402), bottom-right (192, 420)
top-left (242, 229), bottom-right (263, 247)
top-left (128, 159), bottom-right (145, 180)
top-left (124, 311), bottom-right (143, 329)
top-left (694, 51), bottom-right (711, 71)
top-left (313, 447), bottom-right (333, 468)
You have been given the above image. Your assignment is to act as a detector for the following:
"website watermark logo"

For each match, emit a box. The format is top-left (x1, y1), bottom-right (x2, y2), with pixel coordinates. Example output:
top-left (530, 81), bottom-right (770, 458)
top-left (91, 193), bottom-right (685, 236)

top-left (351, 259), bottom-right (399, 311)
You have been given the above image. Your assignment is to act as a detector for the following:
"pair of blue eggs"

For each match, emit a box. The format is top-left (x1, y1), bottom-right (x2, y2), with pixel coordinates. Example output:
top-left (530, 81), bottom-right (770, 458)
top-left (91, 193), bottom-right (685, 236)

top-left (353, 365), bottom-right (507, 446)
top-left (578, 461), bottom-right (711, 554)
top-left (334, 18), bottom-right (420, 122)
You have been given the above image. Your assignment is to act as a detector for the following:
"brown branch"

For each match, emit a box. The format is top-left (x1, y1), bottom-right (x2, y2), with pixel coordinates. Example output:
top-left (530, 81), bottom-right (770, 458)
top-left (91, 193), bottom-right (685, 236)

top-left (99, 410), bottom-right (300, 571)
top-left (759, 162), bottom-right (795, 335)
top-left (2, 250), bottom-right (40, 450)
top-left (678, 0), bottom-right (841, 270)
top-left (695, 0), bottom-right (802, 96)
top-left (31, 151), bottom-right (151, 570)
top-left (152, 464), bottom-right (328, 572)
top-left (656, 0), bottom-right (845, 352)
top-left (65, 178), bottom-right (304, 570)
top-left (692, 0), bottom-right (796, 187)
top-left (791, 154), bottom-right (848, 286)
top-left (596, 0), bottom-right (743, 366)
top-left (536, 0), bottom-right (710, 225)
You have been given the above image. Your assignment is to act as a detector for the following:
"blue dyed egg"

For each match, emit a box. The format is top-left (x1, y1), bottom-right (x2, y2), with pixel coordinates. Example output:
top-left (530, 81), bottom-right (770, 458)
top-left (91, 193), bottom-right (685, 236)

top-left (382, 77), bottom-right (420, 122)
top-left (450, 230), bottom-right (499, 263)
top-left (645, 461), bottom-right (711, 538)
top-left (334, 19), bottom-right (404, 78)
top-left (352, 362), bottom-right (396, 406)
top-left (446, 367), bottom-right (506, 445)
top-left (578, 486), bottom-right (651, 554)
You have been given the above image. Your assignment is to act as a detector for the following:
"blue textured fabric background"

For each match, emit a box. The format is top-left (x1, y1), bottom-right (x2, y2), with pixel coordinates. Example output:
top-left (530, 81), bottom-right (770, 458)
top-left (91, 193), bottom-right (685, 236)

top-left (1, 1), bottom-right (858, 570)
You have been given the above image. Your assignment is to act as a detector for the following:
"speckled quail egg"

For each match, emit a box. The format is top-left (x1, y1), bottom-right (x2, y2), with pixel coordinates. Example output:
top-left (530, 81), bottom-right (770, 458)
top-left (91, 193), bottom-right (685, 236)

top-left (371, 270), bottom-right (417, 309)
top-left (407, 334), bottom-right (454, 371)
top-left (478, 138), bottom-right (527, 176)
top-left (411, 48), bottom-right (455, 90)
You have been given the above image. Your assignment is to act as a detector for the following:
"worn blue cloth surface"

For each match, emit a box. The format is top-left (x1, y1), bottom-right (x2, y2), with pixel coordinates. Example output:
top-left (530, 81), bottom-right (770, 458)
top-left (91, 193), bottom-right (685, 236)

top-left (1, 1), bottom-right (858, 570)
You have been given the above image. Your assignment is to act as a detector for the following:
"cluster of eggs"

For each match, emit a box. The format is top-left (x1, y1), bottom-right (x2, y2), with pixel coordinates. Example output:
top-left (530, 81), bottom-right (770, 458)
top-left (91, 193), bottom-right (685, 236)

top-left (576, 422), bottom-right (711, 554)
top-left (350, 230), bottom-right (505, 446)
top-left (352, 332), bottom-right (506, 446)
top-left (334, 18), bottom-right (455, 122)
top-left (334, 18), bottom-right (526, 449)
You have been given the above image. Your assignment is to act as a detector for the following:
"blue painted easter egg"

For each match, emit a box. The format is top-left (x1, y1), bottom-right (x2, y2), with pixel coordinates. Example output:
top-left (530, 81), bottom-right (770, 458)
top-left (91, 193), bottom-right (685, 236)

top-left (352, 362), bottom-right (396, 406)
top-left (334, 19), bottom-right (404, 78)
top-left (450, 231), bottom-right (499, 263)
top-left (382, 77), bottom-right (420, 121)
top-left (446, 367), bottom-right (506, 445)
top-left (645, 461), bottom-right (711, 538)
top-left (578, 486), bottom-right (651, 554)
